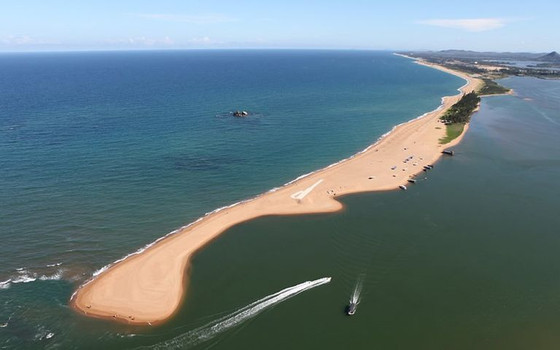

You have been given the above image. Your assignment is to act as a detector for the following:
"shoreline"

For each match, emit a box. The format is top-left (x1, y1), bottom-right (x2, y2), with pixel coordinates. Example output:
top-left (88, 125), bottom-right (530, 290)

top-left (70, 55), bottom-right (483, 325)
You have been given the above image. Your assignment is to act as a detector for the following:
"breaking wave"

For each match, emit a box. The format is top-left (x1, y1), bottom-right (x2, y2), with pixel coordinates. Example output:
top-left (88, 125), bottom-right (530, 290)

top-left (0, 267), bottom-right (65, 290)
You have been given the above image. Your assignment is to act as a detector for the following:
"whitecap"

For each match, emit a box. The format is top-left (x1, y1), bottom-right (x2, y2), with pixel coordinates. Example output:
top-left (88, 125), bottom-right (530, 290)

top-left (39, 269), bottom-right (64, 281)
top-left (0, 269), bottom-right (65, 290)
top-left (92, 265), bottom-right (110, 277)
top-left (0, 279), bottom-right (11, 290)
top-left (11, 274), bottom-right (37, 284)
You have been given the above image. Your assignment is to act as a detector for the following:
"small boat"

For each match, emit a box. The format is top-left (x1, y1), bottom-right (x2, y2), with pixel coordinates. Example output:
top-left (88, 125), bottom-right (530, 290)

top-left (399, 185), bottom-right (407, 190)
top-left (407, 179), bottom-right (417, 184)
top-left (347, 301), bottom-right (357, 316)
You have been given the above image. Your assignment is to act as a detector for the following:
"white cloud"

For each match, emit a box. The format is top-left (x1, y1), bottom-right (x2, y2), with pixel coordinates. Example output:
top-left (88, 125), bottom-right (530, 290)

top-left (188, 36), bottom-right (217, 45)
top-left (1, 35), bottom-right (33, 45)
top-left (135, 13), bottom-right (236, 24)
top-left (104, 36), bottom-right (174, 47)
top-left (0, 35), bottom-right (59, 46)
top-left (418, 18), bottom-right (507, 32)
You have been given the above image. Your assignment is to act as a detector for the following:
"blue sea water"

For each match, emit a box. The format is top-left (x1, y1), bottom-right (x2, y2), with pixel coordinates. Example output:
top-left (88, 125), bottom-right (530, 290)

top-left (0, 50), bottom-right (462, 275)
top-left (0, 50), bottom-right (477, 348)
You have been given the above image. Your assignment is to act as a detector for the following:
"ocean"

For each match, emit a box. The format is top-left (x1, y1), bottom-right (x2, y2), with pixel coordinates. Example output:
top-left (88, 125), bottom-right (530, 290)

top-left (1, 51), bottom-right (558, 349)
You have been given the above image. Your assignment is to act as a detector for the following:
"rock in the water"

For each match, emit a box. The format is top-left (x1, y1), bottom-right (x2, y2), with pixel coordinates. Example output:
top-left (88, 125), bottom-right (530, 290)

top-left (233, 110), bottom-right (249, 117)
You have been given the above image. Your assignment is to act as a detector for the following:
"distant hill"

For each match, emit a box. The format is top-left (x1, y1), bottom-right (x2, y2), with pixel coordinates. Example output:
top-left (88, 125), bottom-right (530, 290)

top-left (537, 51), bottom-right (560, 62)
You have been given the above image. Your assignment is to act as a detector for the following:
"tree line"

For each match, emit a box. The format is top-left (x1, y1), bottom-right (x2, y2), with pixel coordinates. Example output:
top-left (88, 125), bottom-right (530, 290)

top-left (441, 91), bottom-right (481, 124)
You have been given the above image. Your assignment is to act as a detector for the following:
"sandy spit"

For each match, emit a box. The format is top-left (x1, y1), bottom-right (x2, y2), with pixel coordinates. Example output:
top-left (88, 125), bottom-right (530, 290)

top-left (71, 56), bottom-right (483, 325)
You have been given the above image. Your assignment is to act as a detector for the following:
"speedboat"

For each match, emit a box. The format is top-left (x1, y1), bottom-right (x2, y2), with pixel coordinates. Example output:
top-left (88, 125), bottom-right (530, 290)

top-left (347, 301), bottom-right (357, 316)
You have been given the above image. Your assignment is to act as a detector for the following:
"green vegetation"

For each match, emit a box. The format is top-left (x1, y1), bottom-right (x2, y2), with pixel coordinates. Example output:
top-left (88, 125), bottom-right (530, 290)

top-left (478, 78), bottom-right (511, 95)
top-left (441, 91), bottom-right (480, 124)
top-left (439, 91), bottom-right (481, 144)
top-left (439, 123), bottom-right (465, 144)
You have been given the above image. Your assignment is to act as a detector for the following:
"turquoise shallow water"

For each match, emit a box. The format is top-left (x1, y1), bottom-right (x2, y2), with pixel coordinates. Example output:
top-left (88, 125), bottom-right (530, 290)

top-left (2, 51), bottom-right (559, 349)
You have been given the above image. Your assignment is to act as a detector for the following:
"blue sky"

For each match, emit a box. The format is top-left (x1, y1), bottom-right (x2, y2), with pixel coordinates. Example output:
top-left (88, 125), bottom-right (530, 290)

top-left (1, 0), bottom-right (558, 52)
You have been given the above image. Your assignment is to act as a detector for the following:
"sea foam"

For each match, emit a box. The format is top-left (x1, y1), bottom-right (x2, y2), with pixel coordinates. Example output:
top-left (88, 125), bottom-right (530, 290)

top-left (0, 267), bottom-right (65, 291)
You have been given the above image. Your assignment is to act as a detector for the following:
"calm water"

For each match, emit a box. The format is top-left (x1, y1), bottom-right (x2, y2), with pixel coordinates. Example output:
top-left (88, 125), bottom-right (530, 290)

top-left (500, 60), bottom-right (560, 71)
top-left (1, 52), bottom-right (559, 349)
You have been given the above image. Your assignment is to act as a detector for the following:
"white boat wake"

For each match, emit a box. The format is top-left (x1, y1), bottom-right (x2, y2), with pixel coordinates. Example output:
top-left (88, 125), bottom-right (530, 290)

top-left (350, 274), bottom-right (364, 305)
top-left (143, 277), bottom-right (331, 349)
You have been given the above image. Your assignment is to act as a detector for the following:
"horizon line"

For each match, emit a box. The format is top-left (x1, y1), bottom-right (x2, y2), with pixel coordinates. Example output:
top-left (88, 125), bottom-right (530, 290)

top-left (0, 47), bottom-right (554, 54)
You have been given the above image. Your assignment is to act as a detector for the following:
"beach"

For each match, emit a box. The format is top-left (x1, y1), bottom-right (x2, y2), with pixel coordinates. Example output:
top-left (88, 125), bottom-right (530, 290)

top-left (71, 58), bottom-right (483, 325)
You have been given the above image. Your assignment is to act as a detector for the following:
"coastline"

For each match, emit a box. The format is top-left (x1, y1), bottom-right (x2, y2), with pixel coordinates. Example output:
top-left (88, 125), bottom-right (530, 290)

top-left (480, 89), bottom-right (515, 97)
top-left (70, 55), bottom-right (483, 325)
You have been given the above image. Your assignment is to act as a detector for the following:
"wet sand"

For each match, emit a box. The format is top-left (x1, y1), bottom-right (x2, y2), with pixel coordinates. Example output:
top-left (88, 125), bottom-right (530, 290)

top-left (71, 58), bottom-right (483, 325)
